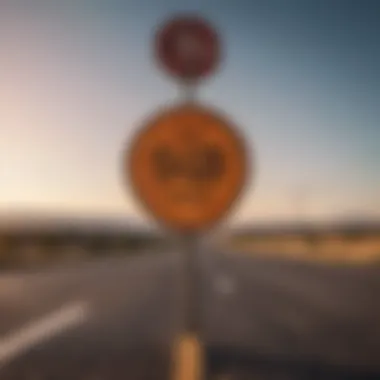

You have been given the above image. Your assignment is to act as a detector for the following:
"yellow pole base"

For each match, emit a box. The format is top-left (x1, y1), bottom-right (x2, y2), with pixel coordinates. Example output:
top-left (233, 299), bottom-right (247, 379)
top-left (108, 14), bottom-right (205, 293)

top-left (171, 333), bottom-right (205, 380)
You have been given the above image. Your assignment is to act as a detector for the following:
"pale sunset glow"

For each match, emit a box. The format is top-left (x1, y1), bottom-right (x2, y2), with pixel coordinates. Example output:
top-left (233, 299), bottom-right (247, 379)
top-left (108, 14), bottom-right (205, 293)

top-left (1, 1), bottom-right (379, 224)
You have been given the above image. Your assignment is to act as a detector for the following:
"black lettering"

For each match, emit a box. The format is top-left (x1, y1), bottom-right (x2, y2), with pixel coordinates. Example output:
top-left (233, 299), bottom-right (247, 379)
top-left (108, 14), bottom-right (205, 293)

top-left (152, 146), bottom-right (179, 180)
top-left (189, 146), bottom-right (225, 181)
top-left (203, 146), bottom-right (225, 179)
top-left (152, 145), bottom-right (226, 182)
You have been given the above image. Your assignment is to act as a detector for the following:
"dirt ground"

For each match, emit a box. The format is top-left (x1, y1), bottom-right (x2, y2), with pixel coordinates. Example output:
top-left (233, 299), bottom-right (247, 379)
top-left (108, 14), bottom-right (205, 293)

top-left (230, 235), bottom-right (380, 264)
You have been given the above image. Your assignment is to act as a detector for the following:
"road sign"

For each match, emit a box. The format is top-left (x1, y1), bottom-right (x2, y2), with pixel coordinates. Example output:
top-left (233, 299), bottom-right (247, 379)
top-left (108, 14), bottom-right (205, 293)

top-left (125, 104), bottom-right (248, 232)
top-left (155, 14), bottom-right (221, 81)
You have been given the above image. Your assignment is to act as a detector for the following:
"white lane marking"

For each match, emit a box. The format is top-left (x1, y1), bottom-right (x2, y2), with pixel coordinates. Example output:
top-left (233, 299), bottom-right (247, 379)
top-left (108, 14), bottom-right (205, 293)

top-left (214, 274), bottom-right (236, 295)
top-left (0, 301), bottom-right (89, 366)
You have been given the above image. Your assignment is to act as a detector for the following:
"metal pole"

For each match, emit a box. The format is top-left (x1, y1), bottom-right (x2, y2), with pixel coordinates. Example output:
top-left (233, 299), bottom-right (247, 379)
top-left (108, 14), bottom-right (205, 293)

top-left (180, 78), bottom-right (198, 104)
top-left (181, 232), bottom-right (201, 333)
top-left (172, 77), bottom-right (205, 380)
top-left (170, 232), bottom-right (204, 380)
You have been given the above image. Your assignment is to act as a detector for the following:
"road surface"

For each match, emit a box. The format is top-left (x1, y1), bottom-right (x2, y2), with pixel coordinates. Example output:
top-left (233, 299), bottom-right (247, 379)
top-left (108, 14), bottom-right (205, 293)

top-left (0, 249), bottom-right (380, 379)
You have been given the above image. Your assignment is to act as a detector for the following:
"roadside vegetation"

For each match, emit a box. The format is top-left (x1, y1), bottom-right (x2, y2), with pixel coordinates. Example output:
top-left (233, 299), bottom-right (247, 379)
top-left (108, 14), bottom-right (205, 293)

top-left (0, 231), bottom-right (170, 270)
top-left (1, 226), bottom-right (379, 269)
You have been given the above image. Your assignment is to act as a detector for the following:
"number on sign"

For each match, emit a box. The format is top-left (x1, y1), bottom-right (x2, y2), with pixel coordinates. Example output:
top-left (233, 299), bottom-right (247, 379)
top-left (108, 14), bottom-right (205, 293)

top-left (153, 146), bottom-right (178, 180)
top-left (201, 146), bottom-right (225, 179)
top-left (152, 145), bottom-right (225, 181)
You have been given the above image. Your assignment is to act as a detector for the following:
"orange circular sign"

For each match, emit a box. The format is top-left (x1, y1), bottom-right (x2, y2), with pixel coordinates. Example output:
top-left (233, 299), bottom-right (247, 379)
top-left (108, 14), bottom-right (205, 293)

top-left (124, 103), bottom-right (249, 232)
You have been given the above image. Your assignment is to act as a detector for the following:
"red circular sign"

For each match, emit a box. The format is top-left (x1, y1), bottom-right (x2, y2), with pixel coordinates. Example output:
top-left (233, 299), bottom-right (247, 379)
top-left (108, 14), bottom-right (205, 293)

top-left (155, 14), bottom-right (221, 81)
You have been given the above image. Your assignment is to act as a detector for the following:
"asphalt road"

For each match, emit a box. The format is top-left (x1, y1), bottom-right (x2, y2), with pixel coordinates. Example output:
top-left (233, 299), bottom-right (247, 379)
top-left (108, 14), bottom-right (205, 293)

top-left (0, 249), bottom-right (380, 379)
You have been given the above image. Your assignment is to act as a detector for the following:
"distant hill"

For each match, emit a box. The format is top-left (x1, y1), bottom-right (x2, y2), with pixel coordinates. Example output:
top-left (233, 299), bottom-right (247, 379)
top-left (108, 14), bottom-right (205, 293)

top-left (1, 211), bottom-right (379, 237)
top-left (0, 211), bottom-right (158, 236)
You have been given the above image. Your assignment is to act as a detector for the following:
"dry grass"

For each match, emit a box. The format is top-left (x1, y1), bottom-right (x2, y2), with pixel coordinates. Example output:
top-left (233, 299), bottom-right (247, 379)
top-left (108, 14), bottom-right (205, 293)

top-left (230, 235), bottom-right (380, 264)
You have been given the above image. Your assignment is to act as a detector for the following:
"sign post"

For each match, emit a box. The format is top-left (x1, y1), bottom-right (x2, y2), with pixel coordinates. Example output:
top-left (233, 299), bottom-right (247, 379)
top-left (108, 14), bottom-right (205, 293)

top-left (122, 13), bottom-right (251, 380)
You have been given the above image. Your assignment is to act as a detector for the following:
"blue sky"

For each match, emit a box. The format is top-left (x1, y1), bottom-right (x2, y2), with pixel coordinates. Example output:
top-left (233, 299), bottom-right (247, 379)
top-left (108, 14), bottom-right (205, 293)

top-left (1, 0), bottom-right (379, 223)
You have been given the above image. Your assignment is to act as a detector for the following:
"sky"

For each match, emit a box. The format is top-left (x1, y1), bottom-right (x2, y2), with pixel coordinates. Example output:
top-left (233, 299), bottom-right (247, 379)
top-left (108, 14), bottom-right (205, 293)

top-left (1, 0), bottom-right (379, 224)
